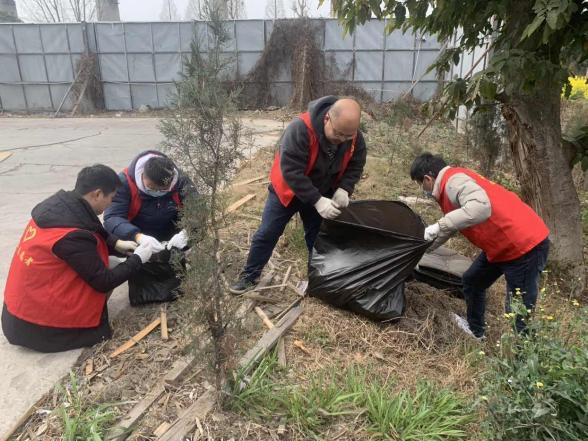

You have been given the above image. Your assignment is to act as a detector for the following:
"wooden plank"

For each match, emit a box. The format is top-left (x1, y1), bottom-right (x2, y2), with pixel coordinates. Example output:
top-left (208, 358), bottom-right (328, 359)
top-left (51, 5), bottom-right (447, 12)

top-left (156, 389), bottom-right (216, 441)
top-left (106, 356), bottom-right (196, 440)
top-left (277, 338), bottom-right (287, 368)
top-left (110, 318), bottom-right (161, 358)
top-left (238, 305), bottom-right (302, 375)
top-left (226, 193), bottom-right (256, 213)
top-left (254, 306), bottom-right (288, 368)
top-left (0, 151), bottom-right (13, 163)
top-left (160, 306), bottom-right (168, 341)
top-left (232, 175), bottom-right (265, 186)
top-left (153, 422), bottom-right (171, 437)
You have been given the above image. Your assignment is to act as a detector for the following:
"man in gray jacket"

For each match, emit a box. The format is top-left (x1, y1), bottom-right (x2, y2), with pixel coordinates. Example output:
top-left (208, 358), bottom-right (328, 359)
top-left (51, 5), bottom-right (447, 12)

top-left (230, 96), bottom-right (367, 294)
top-left (410, 153), bottom-right (549, 338)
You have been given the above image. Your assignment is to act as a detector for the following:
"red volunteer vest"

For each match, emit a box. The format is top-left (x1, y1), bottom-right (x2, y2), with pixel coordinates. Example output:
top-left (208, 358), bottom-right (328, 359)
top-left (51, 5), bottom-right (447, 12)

top-left (438, 167), bottom-right (549, 262)
top-left (269, 112), bottom-right (357, 207)
top-left (4, 219), bottom-right (109, 328)
top-left (123, 168), bottom-right (182, 221)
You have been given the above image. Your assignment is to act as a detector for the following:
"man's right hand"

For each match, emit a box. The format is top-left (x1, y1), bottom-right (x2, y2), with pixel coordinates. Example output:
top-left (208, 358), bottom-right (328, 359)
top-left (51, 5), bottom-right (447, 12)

top-left (135, 233), bottom-right (165, 253)
top-left (314, 197), bottom-right (341, 220)
top-left (133, 243), bottom-right (153, 263)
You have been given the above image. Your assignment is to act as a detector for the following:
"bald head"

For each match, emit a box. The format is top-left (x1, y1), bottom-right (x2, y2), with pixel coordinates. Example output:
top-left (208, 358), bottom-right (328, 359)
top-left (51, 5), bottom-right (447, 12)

top-left (329, 98), bottom-right (361, 128)
top-left (324, 98), bottom-right (361, 144)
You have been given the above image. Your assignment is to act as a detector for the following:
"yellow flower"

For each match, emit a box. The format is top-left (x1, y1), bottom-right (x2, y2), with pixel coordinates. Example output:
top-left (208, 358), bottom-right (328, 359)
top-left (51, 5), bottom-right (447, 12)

top-left (572, 299), bottom-right (580, 307)
top-left (540, 287), bottom-right (546, 294)
top-left (545, 315), bottom-right (554, 321)
top-left (478, 351), bottom-right (485, 356)
top-left (535, 382), bottom-right (544, 388)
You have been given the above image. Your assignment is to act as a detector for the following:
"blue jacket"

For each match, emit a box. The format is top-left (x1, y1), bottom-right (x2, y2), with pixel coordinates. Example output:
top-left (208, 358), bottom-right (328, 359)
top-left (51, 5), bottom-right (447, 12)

top-left (104, 150), bottom-right (196, 241)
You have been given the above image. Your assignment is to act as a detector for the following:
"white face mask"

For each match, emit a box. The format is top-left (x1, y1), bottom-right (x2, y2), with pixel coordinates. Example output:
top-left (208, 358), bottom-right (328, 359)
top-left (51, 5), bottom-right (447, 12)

top-left (144, 188), bottom-right (168, 198)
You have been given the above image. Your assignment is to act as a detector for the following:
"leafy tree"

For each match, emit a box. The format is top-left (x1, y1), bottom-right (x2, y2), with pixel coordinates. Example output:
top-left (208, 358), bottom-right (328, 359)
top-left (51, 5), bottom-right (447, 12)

top-left (328, 0), bottom-right (588, 288)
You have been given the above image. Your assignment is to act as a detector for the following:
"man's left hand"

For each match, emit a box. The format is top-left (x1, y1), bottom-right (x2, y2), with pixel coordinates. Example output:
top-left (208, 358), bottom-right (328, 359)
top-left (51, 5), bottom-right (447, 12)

top-left (332, 188), bottom-right (349, 209)
top-left (115, 240), bottom-right (138, 255)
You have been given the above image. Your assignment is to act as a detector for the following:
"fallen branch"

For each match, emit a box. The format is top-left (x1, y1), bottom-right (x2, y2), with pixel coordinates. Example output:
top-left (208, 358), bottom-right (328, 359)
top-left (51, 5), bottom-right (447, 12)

top-left (110, 318), bottom-right (161, 358)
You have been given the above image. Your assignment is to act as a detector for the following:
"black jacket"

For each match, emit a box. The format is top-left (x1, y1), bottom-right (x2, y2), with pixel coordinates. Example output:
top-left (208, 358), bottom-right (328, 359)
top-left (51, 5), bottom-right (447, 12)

top-left (104, 150), bottom-right (197, 241)
top-left (2, 190), bottom-right (142, 352)
top-left (275, 96), bottom-right (367, 205)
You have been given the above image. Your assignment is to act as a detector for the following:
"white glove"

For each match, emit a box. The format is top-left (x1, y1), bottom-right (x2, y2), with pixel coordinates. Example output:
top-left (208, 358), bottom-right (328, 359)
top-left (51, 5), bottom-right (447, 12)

top-left (424, 223), bottom-right (440, 241)
top-left (133, 243), bottom-right (153, 263)
top-left (314, 197), bottom-right (341, 220)
top-left (136, 234), bottom-right (165, 253)
top-left (114, 239), bottom-right (138, 255)
top-left (167, 229), bottom-right (188, 250)
top-left (332, 188), bottom-right (349, 209)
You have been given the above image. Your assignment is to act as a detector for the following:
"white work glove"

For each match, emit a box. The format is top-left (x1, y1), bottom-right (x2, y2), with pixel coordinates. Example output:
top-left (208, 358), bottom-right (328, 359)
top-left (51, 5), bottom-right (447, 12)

top-left (136, 233), bottom-right (165, 253)
top-left (332, 188), bottom-right (349, 209)
top-left (167, 229), bottom-right (188, 250)
top-left (114, 239), bottom-right (138, 255)
top-left (424, 223), bottom-right (440, 241)
top-left (314, 196), bottom-right (341, 220)
top-left (133, 243), bottom-right (153, 263)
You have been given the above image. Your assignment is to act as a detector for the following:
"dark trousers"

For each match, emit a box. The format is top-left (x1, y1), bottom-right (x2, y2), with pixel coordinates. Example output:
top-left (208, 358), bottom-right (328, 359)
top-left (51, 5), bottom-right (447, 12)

top-left (462, 238), bottom-right (550, 337)
top-left (242, 190), bottom-right (323, 282)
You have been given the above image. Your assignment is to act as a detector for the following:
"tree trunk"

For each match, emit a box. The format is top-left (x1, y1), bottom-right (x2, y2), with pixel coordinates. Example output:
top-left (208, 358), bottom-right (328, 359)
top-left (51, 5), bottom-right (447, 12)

top-left (501, 86), bottom-right (585, 292)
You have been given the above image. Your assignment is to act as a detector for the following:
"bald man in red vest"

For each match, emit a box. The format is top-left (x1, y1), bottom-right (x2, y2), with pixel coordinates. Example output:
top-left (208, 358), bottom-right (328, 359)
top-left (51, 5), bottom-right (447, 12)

top-left (410, 153), bottom-right (550, 339)
top-left (230, 96), bottom-right (367, 294)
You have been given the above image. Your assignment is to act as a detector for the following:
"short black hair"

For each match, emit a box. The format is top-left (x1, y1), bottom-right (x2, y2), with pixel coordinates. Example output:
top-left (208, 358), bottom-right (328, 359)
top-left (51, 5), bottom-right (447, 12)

top-left (144, 156), bottom-right (175, 187)
top-left (74, 164), bottom-right (120, 195)
top-left (409, 153), bottom-right (448, 182)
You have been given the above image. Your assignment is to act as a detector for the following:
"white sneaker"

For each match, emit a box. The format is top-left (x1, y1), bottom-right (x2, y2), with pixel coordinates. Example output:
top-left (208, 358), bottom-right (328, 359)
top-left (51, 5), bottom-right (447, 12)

top-left (451, 313), bottom-right (478, 339)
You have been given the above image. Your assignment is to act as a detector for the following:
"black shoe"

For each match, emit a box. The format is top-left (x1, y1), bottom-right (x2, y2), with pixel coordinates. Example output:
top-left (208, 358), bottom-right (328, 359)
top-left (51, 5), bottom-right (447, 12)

top-left (229, 277), bottom-right (257, 295)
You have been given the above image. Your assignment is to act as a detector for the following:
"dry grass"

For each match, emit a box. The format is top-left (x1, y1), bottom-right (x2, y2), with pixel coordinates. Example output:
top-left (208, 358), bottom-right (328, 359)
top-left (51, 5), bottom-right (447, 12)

top-left (11, 103), bottom-right (586, 440)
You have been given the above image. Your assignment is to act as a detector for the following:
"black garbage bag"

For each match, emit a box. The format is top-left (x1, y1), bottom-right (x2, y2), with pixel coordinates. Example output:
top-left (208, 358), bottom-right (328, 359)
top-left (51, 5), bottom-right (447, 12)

top-left (308, 200), bottom-right (429, 321)
top-left (128, 248), bottom-right (185, 306)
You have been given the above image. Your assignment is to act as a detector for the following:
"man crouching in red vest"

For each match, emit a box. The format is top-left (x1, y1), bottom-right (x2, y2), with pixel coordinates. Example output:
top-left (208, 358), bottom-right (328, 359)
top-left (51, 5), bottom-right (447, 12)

top-left (410, 153), bottom-right (550, 339)
top-left (2, 165), bottom-right (154, 352)
top-left (229, 96), bottom-right (367, 294)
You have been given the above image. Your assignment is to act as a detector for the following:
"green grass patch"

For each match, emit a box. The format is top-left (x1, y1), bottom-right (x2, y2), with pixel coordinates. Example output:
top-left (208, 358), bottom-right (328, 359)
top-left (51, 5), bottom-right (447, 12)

top-left (230, 356), bottom-right (474, 439)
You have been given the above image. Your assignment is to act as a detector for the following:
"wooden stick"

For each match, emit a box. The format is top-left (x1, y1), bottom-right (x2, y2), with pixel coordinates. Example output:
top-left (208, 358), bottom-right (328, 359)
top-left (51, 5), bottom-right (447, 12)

top-left (227, 194), bottom-right (256, 213)
top-left (236, 212), bottom-right (262, 222)
top-left (254, 306), bottom-right (275, 330)
top-left (280, 266), bottom-right (292, 292)
top-left (252, 284), bottom-right (286, 291)
top-left (242, 292), bottom-right (281, 304)
top-left (287, 282), bottom-right (305, 297)
top-left (110, 318), bottom-right (161, 358)
top-left (274, 297), bottom-right (304, 322)
top-left (106, 356), bottom-right (196, 440)
top-left (157, 389), bottom-right (216, 441)
top-left (160, 306), bottom-right (169, 341)
top-left (85, 358), bottom-right (94, 376)
top-left (0, 151), bottom-right (13, 163)
top-left (233, 175), bottom-right (265, 186)
top-left (238, 305), bottom-right (302, 375)
top-left (277, 338), bottom-right (287, 368)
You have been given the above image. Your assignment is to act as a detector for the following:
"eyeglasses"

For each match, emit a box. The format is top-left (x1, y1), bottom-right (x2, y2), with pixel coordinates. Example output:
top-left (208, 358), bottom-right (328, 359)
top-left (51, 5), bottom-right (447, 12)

top-left (327, 113), bottom-right (356, 141)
